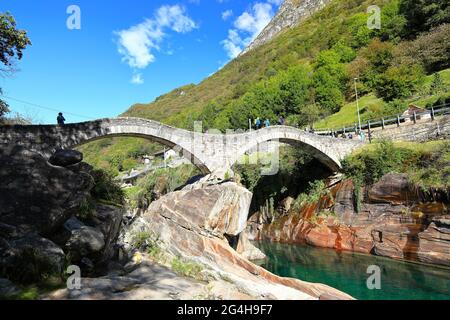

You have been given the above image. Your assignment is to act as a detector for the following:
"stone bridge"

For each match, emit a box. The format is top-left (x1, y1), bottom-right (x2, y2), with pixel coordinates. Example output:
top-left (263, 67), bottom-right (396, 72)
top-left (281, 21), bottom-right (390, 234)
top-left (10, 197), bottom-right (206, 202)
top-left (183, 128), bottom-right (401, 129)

top-left (0, 118), bottom-right (362, 174)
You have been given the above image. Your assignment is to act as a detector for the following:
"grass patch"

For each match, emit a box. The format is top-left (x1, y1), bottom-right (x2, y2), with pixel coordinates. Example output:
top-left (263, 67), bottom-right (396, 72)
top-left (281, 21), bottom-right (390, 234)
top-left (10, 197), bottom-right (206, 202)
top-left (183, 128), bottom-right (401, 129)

top-left (293, 180), bottom-right (332, 211)
top-left (316, 68), bottom-right (450, 130)
top-left (343, 139), bottom-right (450, 189)
top-left (171, 257), bottom-right (203, 279)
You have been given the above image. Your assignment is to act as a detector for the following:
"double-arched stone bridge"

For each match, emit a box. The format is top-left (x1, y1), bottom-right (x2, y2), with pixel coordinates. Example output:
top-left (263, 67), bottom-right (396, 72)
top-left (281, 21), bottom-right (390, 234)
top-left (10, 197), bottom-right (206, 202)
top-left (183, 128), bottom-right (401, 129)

top-left (0, 118), bottom-right (363, 174)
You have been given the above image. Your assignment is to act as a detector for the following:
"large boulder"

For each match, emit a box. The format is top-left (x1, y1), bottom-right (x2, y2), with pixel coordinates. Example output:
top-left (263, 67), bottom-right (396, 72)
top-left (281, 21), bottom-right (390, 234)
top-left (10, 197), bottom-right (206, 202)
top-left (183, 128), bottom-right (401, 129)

top-left (0, 145), bottom-right (123, 283)
top-left (66, 226), bottom-right (105, 259)
top-left (51, 205), bottom-right (123, 268)
top-left (0, 278), bottom-right (21, 298)
top-left (0, 145), bottom-right (94, 234)
top-left (148, 181), bottom-right (252, 238)
top-left (49, 149), bottom-right (83, 167)
top-left (368, 173), bottom-right (416, 205)
top-left (121, 181), bottom-right (353, 300)
top-left (0, 224), bottom-right (65, 283)
top-left (418, 216), bottom-right (450, 266)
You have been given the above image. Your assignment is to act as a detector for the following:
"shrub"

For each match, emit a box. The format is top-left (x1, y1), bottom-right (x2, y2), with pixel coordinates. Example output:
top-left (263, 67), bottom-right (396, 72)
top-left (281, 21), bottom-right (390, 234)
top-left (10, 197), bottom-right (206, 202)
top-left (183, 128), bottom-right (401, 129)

top-left (342, 140), bottom-right (417, 186)
top-left (90, 169), bottom-right (125, 206)
top-left (131, 230), bottom-right (161, 258)
top-left (171, 257), bottom-right (203, 279)
top-left (293, 180), bottom-right (331, 210)
top-left (375, 63), bottom-right (425, 101)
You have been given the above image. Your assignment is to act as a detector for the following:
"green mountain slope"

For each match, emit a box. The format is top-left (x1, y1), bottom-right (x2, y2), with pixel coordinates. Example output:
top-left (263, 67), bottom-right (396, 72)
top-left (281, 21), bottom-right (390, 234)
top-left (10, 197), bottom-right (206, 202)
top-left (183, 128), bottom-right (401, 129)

top-left (122, 0), bottom-right (387, 126)
top-left (82, 0), bottom-right (450, 175)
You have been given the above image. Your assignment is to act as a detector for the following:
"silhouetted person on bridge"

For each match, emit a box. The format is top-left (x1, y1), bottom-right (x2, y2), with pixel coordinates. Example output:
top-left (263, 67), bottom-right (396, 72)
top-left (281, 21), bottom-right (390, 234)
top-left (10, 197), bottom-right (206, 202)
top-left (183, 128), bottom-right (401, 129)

top-left (57, 113), bottom-right (66, 125)
top-left (255, 117), bottom-right (262, 130)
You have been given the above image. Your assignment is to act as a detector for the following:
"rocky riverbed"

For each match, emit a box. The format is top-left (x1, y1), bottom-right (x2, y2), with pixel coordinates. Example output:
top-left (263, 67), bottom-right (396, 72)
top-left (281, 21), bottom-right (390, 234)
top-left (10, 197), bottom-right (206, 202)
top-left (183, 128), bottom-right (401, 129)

top-left (0, 145), bottom-right (352, 300)
top-left (247, 173), bottom-right (450, 267)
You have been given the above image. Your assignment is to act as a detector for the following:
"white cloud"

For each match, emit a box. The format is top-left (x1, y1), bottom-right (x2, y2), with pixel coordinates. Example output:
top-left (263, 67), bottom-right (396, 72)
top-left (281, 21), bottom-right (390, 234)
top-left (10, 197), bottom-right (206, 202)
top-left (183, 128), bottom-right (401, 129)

top-left (116, 5), bottom-right (197, 83)
top-left (131, 73), bottom-right (144, 85)
top-left (222, 9), bottom-right (233, 21)
top-left (222, 29), bottom-right (247, 59)
top-left (221, 2), bottom-right (276, 59)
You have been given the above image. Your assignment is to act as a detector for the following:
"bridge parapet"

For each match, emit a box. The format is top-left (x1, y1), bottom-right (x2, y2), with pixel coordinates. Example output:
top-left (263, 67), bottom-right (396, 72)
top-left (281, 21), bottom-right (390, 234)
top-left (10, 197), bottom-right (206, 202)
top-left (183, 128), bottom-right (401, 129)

top-left (0, 118), bottom-right (362, 175)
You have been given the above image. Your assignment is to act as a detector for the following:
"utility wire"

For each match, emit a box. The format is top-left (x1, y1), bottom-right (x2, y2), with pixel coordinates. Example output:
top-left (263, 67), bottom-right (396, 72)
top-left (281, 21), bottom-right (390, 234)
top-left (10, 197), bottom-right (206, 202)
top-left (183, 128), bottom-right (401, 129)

top-left (1, 95), bottom-right (96, 120)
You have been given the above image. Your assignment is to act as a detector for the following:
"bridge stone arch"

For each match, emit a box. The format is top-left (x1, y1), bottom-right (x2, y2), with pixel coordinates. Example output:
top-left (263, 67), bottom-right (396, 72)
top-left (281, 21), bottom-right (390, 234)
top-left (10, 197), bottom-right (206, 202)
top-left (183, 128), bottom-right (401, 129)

top-left (0, 118), bottom-right (362, 175)
top-left (225, 126), bottom-right (357, 172)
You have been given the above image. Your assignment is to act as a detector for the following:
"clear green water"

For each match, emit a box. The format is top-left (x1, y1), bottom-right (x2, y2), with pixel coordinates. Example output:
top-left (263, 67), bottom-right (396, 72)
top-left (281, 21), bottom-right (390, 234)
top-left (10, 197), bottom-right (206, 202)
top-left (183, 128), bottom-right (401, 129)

top-left (255, 241), bottom-right (450, 300)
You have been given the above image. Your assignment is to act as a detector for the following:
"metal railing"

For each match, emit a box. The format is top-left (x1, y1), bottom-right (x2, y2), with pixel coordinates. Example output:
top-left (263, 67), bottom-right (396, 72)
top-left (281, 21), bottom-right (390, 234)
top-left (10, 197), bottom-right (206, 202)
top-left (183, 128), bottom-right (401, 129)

top-left (316, 104), bottom-right (450, 136)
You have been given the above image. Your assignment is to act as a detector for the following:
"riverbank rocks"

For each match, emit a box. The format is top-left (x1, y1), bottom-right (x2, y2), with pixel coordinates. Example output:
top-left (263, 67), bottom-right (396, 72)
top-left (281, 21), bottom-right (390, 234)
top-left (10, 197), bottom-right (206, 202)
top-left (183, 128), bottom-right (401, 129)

top-left (0, 278), bottom-right (21, 298)
top-left (236, 232), bottom-right (266, 260)
top-left (121, 180), bottom-right (353, 300)
top-left (0, 145), bottom-right (93, 234)
top-left (418, 216), bottom-right (450, 266)
top-left (368, 173), bottom-right (415, 205)
top-left (49, 149), bottom-right (83, 167)
top-left (0, 229), bottom-right (65, 283)
top-left (0, 145), bottom-right (124, 285)
top-left (251, 172), bottom-right (450, 267)
top-left (151, 181), bottom-right (252, 238)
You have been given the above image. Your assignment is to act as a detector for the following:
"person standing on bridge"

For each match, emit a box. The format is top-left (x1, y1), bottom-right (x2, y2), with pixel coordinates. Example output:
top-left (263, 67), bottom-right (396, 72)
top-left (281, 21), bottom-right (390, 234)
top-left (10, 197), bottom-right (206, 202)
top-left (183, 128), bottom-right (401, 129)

top-left (265, 119), bottom-right (271, 127)
top-left (57, 113), bottom-right (66, 126)
top-left (255, 117), bottom-right (262, 130)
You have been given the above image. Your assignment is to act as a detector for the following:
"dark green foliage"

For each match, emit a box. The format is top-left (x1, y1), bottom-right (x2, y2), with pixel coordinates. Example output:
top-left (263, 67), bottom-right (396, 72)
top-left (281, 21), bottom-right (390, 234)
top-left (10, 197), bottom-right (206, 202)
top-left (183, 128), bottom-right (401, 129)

top-left (342, 140), bottom-right (417, 185)
top-left (90, 169), bottom-right (125, 206)
top-left (234, 146), bottom-right (331, 213)
top-left (0, 12), bottom-right (31, 67)
top-left (0, 12), bottom-right (31, 119)
top-left (400, 0), bottom-right (450, 38)
top-left (375, 63), bottom-right (425, 101)
top-left (343, 140), bottom-right (450, 191)
top-left (430, 72), bottom-right (445, 95)
top-left (395, 24), bottom-right (450, 73)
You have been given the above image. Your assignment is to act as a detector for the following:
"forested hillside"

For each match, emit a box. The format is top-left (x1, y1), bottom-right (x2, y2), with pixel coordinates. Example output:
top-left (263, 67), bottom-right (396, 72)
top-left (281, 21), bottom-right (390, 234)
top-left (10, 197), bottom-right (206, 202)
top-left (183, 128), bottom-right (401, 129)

top-left (123, 0), bottom-right (449, 130)
top-left (81, 0), bottom-right (450, 174)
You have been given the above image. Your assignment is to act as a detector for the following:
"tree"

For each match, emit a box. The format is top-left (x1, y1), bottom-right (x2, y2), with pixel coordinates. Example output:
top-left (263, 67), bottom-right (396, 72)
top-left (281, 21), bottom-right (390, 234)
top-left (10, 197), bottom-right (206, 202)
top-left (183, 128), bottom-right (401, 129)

top-left (379, 0), bottom-right (407, 42)
top-left (376, 63), bottom-right (425, 101)
top-left (0, 12), bottom-right (31, 119)
top-left (298, 104), bottom-right (322, 129)
top-left (0, 88), bottom-right (8, 118)
top-left (312, 50), bottom-right (348, 113)
top-left (430, 72), bottom-right (445, 95)
top-left (395, 24), bottom-right (450, 73)
top-left (400, 0), bottom-right (450, 38)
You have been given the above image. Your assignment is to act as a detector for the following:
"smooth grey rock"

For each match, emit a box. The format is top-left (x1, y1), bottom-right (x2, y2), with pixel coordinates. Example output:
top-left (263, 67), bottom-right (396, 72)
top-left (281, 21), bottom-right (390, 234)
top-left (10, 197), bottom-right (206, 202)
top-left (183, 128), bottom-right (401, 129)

top-left (0, 145), bottom-right (93, 234)
top-left (64, 217), bottom-right (85, 231)
top-left (0, 278), bottom-right (21, 298)
top-left (49, 149), bottom-right (83, 167)
top-left (66, 226), bottom-right (105, 259)
top-left (0, 233), bottom-right (65, 283)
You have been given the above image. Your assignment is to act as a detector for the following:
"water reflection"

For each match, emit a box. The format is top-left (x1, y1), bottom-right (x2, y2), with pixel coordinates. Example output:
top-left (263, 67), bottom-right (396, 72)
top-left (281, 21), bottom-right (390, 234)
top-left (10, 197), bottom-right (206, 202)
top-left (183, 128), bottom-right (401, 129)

top-left (256, 241), bottom-right (450, 300)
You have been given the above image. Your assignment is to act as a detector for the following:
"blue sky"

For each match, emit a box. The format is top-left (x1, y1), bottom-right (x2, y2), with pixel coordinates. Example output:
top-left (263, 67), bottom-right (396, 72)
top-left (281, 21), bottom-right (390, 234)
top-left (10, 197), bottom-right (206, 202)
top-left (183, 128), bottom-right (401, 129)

top-left (0, 0), bottom-right (282, 124)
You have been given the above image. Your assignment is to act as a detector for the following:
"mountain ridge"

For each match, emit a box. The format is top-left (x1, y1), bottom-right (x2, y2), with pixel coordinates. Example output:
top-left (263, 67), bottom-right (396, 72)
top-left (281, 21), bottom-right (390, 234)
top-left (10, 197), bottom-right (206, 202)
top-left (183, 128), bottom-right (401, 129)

top-left (242, 0), bottom-right (332, 55)
top-left (122, 0), bottom-right (335, 125)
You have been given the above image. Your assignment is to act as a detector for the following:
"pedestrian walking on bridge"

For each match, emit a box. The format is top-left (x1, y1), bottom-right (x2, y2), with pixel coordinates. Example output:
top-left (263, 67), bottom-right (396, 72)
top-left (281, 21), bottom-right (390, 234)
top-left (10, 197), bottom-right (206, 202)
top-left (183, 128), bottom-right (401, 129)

top-left (57, 113), bottom-right (66, 125)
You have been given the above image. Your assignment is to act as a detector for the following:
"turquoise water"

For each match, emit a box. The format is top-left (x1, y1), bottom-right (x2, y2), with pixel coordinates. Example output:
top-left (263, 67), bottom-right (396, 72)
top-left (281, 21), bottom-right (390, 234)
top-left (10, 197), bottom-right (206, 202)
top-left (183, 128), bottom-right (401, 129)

top-left (255, 241), bottom-right (450, 300)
